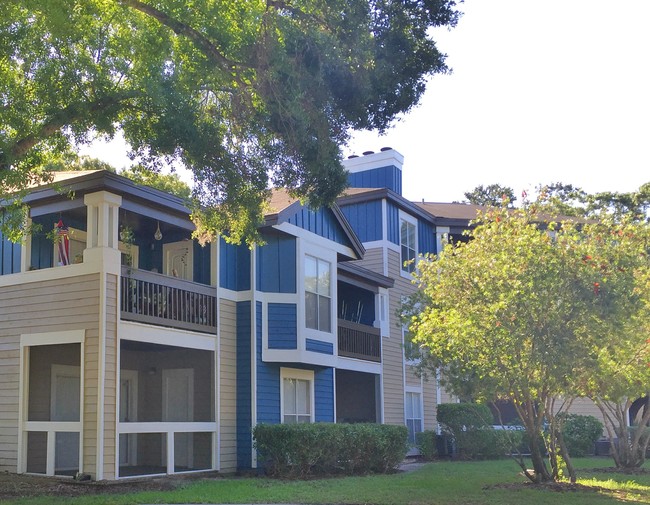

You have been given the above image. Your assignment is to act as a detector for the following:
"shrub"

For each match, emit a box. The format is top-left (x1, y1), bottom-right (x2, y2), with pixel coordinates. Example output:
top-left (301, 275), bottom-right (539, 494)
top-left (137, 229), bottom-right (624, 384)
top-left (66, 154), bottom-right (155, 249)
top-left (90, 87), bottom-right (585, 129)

top-left (437, 403), bottom-right (520, 459)
top-left (560, 414), bottom-right (603, 457)
top-left (415, 430), bottom-right (437, 460)
top-left (253, 423), bottom-right (408, 478)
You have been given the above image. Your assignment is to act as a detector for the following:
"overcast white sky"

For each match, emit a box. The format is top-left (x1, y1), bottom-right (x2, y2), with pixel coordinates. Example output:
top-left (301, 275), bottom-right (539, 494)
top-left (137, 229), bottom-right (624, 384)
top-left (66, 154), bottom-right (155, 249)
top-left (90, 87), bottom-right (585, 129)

top-left (347, 0), bottom-right (650, 203)
top-left (84, 0), bottom-right (650, 204)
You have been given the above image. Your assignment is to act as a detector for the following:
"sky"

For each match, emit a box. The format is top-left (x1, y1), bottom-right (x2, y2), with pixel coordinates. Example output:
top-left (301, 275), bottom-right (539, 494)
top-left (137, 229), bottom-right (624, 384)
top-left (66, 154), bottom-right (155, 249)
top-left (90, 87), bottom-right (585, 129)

top-left (83, 0), bottom-right (650, 204)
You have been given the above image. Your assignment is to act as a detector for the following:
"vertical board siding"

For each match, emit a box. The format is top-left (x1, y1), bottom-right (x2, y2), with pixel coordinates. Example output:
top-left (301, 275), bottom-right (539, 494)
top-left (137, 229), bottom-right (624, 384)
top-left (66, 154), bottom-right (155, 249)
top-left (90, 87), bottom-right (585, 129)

top-left (0, 213), bottom-right (21, 275)
top-left (0, 273), bottom-right (100, 473)
top-left (256, 302), bottom-right (281, 425)
top-left (315, 368), bottom-right (334, 422)
top-left (418, 220), bottom-right (436, 256)
top-left (256, 234), bottom-right (296, 293)
top-left (347, 165), bottom-right (402, 195)
top-left (340, 201), bottom-right (383, 243)
top-left (267, 303), bottom-right (297, 350)
top-left (287, 207), bottom-right (348, 246)
top-left (235, 301), bottom-right (252, 469)
top-left (193, 242), bottom-right (212, 286)
top-left (386, 202), bottom-right (399, 245)
top-left (220, 239), bottom-right (251, 291)
top-left (219, 299), bottom-right (238, 472)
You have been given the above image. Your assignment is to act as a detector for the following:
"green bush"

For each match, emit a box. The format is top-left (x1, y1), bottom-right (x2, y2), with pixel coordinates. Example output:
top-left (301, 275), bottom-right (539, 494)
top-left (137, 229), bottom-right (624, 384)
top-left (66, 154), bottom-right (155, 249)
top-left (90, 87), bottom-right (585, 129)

top-left (560, 414), bottom-right (603, 457)
top-left (415, 430), bottom-right (437, 460)
top-left (253, 423), bottom-right (408, 478)
top-left (437, 403), bottom-right (520, 459)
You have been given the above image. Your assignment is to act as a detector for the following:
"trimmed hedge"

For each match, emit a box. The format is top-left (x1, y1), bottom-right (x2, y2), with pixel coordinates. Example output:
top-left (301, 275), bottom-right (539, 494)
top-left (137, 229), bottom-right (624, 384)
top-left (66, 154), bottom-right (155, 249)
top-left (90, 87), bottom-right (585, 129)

top-left (560, 414), bottom-right (603, 457)
top-left (437, 403), bottom-right (521, 459)
top-left (415, 430), bottom-right (438, 460)
top-left (253, 423), bottom-right (408, 478)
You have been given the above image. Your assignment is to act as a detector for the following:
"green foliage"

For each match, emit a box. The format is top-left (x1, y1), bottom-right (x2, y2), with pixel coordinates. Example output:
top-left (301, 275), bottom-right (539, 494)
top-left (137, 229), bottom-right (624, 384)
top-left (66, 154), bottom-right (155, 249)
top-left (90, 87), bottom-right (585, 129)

top-left (559, 414), bottom-right (603, 457)
top-left (464, 184), bottom-right (516, 207)
top-left (436, 403), bottom-right (520, 459)
top-left (253, 423), bottom-right (408, 478)
top-left (405, 204), bottom-right (650, 481)
top-left (437, 403), bottom-right (494, 433)
top-left (119, 165), bottom-right (191, 200)
top-left (415, 430), bottom-right (437, 461)
top-left (0, 0), bottom-right (461, 245)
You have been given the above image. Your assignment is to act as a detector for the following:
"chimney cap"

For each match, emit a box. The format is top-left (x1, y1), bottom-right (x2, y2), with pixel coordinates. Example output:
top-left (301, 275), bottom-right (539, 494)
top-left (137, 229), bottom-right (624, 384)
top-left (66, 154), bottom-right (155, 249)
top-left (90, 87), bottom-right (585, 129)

top-left (362, 150), bottom-right (375, 156)
top-left (380, 147), bottom-right (393, 152)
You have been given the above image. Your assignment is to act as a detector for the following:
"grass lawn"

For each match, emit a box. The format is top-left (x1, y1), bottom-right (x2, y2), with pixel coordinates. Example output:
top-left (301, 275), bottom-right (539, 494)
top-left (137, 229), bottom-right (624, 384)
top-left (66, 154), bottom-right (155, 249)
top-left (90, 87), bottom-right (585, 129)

top-left (3, 457), bottom-right (650, 505)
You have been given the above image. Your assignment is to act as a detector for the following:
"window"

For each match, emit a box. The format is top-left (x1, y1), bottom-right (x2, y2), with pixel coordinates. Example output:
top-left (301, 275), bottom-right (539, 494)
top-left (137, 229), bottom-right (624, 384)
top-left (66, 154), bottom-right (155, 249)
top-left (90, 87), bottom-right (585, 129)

top-left (400, 219), bottom-right (416, 273)
top-left (305, 255), bottom-right (331, 332)
top-left (282, 369), bottom-right (314, 423)
top-left (405, 391), bottom-right (423, 444)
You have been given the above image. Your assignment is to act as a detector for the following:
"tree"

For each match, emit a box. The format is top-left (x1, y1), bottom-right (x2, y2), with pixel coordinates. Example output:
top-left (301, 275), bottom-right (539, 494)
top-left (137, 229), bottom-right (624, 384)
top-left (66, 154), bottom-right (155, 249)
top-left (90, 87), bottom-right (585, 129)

top-left (0, 0), bottom-right (460, 244)
top-left (120, 165), bottom-right (191, 200)
top-left (405, 205), bottom-right (650, 482)
top-left (464, 184), bottom-right (516, 207)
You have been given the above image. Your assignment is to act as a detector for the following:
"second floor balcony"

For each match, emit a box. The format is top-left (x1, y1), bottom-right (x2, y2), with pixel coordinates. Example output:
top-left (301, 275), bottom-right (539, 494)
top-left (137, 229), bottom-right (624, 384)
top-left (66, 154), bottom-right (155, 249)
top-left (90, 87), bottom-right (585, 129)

top-left (337, 319), bottom-right (381, 363)
top-left (120, 266), bottom-right (217, 334)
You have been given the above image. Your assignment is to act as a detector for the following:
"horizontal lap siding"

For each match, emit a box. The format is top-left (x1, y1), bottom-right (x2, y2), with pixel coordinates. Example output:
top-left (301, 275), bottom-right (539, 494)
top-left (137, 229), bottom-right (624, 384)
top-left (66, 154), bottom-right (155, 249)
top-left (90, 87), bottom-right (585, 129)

top-left (101, 274), bottom-right (118, 479)
top-left (0, 273), bottom-right (100, 473)
top-left (219, 299), bottom-right (238, 472)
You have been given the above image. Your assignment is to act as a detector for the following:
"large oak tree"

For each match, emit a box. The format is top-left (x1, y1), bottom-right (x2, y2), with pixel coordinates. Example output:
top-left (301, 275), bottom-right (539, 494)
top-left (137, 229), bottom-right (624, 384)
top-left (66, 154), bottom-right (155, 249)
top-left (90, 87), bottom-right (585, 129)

top-left (0, 0), bottom-right (460, 243)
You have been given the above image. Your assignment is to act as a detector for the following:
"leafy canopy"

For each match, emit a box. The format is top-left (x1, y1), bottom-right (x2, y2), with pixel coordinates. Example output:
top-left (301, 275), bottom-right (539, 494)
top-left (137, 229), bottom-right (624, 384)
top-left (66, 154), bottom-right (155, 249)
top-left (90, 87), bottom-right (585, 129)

top-left (0, 0), bottom-right (460, 244)
top-left (405, 205), bottom-right (650, 481)
top-left (464, 184), bottom-right (516, 207)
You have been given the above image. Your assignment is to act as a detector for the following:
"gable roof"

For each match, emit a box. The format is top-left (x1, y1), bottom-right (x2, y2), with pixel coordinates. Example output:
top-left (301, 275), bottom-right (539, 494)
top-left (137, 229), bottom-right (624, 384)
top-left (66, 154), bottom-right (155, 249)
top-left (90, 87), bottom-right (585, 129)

top-left (337, 187), bottom-right (436, 225)
top-left (264, 188), bottom-right (365, 259)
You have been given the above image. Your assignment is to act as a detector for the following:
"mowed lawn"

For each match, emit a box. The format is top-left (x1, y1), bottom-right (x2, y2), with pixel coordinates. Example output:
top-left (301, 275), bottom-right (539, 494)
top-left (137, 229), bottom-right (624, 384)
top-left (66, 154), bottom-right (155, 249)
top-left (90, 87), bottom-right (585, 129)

top-left (3, 458), bottom-right (650, 505)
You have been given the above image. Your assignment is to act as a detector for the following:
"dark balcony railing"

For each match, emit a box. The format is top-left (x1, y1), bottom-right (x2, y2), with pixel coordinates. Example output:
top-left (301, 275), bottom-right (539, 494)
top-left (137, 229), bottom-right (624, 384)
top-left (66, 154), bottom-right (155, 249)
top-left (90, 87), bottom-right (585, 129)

top-left (337, 319), bottom-right (381, 362)
top-left (120, 266), bottom-right (217, 334)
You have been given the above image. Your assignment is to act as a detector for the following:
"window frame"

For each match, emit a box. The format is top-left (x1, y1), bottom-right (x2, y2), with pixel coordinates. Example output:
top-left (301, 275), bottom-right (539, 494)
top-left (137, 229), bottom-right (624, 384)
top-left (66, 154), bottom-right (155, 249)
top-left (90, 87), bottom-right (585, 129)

top-left (303, 253), bottom-right (332, 334)
top-left (405, 389), bottom-right (423, 444)
top-left (280, 368), bottom-right (315, 424)
top-left (399, 215), bottom-right (417, 276)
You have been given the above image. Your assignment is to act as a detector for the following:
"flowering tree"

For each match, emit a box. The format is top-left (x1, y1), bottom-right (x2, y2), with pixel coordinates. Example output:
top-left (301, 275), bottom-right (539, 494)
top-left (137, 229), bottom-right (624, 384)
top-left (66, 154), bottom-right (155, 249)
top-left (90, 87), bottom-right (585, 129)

top-left (406, 205), bottom-right (650, 482)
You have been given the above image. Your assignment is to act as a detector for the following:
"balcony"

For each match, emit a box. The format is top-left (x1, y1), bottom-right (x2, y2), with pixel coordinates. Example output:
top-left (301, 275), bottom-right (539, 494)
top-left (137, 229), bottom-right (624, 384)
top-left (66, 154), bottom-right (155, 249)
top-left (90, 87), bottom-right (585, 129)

top-left (337, 319), bottom-right (381, 363)
top-left (120, 267), bottom-right (217, 334)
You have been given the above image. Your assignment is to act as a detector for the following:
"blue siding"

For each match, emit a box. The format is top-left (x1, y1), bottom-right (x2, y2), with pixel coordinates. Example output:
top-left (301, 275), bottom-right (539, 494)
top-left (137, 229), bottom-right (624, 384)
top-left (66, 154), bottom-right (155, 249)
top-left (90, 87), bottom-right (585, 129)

top-left (256, 234), bottom-right (296, 293)
top-left (340, 201), bottom-right (383, 243)
top-left (347, 165), bottom-right (402, 195)
top-left (220, 238), bottom-right (251, 291)
top-left (418, 220), bottom-right (436, 255)
top-left (268, 303), bottom-right (297, 349)
top-left (315, 368), bottom-right (335, 422)
top-left (193, 242), bottom-right (212, 285)
top-left (257, 301), bottom-right (281, 425)
top-left (306, 339), bottom-right (334, 355)
top-left (236, 301), bottom-right (253, 469)
top-left (387, 202), bottom-right (400, 245)
top-left (338, 283), bottom-right (375, 326)
top-left (287, 207), bottom-right (349, 247)
top-left (0, 228), bottom-right (21, 276)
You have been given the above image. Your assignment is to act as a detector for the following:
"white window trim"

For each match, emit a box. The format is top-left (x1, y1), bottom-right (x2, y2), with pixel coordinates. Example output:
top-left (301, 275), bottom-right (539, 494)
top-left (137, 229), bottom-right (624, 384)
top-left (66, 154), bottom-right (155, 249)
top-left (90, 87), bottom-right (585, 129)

top-left (399, 211), bottom-right (418, 279)
top-left (280, 368), bottom-right (315, 423)
top-left (297, 240), bottom-right (337, 344)
top-left (405, 388), bottom-right (424, 443)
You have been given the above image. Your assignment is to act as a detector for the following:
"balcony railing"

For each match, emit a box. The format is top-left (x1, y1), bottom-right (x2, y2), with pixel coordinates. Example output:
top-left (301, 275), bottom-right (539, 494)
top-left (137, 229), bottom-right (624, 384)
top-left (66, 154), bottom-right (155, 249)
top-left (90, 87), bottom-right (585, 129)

top-left (337, 319), bottom-right (381, 362)
top-left (120, 266), bottom-right (217, 334)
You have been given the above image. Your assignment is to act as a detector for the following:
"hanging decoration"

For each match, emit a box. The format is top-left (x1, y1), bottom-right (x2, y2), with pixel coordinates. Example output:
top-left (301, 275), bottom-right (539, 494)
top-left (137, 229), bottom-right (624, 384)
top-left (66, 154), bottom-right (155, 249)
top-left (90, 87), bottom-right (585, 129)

top-left (56, 219), bottom-right (70, 266)
top-left (154, 221), bottom-right (163, 241)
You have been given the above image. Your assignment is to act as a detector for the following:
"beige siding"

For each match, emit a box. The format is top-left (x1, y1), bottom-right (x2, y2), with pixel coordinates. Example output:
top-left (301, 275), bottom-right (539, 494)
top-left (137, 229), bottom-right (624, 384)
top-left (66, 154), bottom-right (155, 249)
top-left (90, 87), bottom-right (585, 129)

top-left (0, 273), bottom-right (100, 473)
top-left (102, 273), bottom-right (118, 479)
top-left (353, 247), bottom-right (386, 276)
top-left (219, 299), bottom-right (237, 472)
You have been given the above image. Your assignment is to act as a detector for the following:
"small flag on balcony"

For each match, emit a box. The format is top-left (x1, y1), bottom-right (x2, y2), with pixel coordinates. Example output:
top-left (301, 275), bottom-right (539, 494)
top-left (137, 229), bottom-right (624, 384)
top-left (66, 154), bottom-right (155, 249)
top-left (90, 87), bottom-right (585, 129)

top-left (56, 219), bottom-right (70, 266)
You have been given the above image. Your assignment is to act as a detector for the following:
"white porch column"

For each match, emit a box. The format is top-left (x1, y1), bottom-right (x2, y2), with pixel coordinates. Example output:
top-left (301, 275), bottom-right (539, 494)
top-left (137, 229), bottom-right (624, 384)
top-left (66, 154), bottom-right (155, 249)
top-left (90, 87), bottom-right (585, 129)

top-left (83, 191), bottom-right (122, 273)
top-left (435, 226), bottom-right (450, 255)
top-left (20, 216), bottom-right (33, 273)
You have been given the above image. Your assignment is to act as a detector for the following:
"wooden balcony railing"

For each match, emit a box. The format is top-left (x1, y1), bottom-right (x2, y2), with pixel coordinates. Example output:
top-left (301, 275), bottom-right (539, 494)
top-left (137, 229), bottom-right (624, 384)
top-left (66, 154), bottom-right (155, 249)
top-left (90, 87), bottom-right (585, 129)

top-left (120, 266), bottom-right (217, 334)
top-left (337, 319), bottom-right (381, 362)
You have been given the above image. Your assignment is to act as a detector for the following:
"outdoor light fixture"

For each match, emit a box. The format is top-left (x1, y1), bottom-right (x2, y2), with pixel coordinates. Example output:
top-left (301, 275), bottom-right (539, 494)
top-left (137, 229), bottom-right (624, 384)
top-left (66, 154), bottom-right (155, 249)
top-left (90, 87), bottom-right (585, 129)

top-left (154, 221), bottom-right (163, 241)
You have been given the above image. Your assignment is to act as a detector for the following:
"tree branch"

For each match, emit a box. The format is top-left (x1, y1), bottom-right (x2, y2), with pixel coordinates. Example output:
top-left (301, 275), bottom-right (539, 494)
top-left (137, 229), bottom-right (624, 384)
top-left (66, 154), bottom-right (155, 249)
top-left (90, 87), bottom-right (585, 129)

top-left (120, 0), bottom-right (245, 72)
top-left (3, 92), bottom-right (140, 169)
